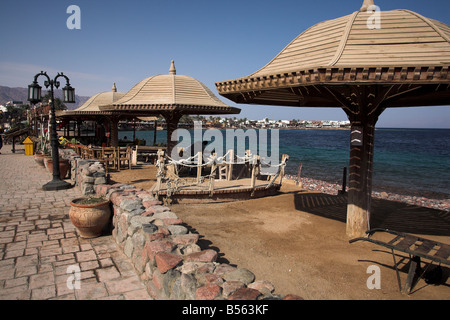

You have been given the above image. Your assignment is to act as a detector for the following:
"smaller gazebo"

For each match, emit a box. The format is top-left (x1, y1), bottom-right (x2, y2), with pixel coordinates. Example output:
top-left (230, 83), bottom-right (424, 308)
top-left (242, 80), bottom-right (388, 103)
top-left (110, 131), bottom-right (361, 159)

top-left (60, 83), bottom-right (125, 116)
top-left (57, 83), bottom-right (126, 145)
top-left (100, 60), bottom-right (241, 154)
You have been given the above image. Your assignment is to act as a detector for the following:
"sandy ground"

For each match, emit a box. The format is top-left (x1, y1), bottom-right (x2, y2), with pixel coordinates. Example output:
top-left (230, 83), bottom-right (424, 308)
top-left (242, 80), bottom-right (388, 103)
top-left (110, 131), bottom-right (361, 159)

top-left (109, 164), bottom-right (450, 300)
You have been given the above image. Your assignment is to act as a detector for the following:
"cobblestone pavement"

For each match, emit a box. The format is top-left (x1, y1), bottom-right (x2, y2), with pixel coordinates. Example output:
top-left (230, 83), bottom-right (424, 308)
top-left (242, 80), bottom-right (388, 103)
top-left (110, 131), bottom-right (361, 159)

top-left (0, 144), bottom-right (152, 300)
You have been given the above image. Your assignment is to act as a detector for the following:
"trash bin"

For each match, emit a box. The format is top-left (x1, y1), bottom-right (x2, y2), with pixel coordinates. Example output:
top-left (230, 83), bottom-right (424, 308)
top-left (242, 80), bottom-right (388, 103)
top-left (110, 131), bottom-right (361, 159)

top-left (23, 136), bottom-right (34, 155)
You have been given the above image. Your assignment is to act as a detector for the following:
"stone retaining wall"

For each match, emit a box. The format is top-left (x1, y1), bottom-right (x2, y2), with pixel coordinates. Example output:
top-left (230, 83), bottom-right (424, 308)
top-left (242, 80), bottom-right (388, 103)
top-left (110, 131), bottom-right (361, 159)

top-left (94, 183), bottom-right (300, 300)
top-left (59, 149), bottom-right (108, 196)
top-left (62, 149), bottom-right (302, 300)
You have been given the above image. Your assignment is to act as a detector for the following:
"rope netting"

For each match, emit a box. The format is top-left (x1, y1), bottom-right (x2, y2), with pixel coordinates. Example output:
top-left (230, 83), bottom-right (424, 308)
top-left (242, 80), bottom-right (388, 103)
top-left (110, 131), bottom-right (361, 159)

top-left (154, 150), bottom-right (288, 201)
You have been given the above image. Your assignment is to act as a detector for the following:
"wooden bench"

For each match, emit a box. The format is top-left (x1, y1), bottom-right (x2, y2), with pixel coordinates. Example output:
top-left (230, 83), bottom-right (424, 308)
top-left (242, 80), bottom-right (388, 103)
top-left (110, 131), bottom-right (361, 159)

top-left (131, 146), bottom-right (167, 164)
top-left (350, 228), bottom-right (450, 293)
top-left (3, 127), bottom-right (31, 153)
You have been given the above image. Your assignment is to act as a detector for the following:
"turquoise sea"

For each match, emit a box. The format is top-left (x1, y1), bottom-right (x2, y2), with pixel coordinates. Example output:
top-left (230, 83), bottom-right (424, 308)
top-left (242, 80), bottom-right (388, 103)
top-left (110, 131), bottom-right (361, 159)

top-left (119, 128), bottom-right (450, 198)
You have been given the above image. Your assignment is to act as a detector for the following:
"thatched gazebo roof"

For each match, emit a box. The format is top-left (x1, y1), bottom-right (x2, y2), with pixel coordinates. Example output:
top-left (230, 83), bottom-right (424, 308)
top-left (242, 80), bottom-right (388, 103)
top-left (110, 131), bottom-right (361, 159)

top-left (216, 2), bottom-right (450, 108)
top-left (100, 60), bottom-right (240, 153)
top-left (215, 0), bottom-right (450, 237)
top-left (101, 60), bottom-right (240, 115)
top-left (57, 83), bottom-right (125, 118)
top-left (56, 84), bottom-right (160, 146)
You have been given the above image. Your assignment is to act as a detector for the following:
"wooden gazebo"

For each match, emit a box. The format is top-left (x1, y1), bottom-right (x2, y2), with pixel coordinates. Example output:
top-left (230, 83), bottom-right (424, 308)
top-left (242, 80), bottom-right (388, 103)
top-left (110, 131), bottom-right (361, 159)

top-left (215, 0), bottom-right (450, 237)
top-left (100, 60), bottom-right (241, 155)
top-left (57, 83), bottom-right (126, 145)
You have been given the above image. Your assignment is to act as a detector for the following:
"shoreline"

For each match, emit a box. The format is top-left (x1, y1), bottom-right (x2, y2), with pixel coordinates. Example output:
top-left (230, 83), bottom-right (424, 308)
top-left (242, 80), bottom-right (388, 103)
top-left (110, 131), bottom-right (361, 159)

top-left (119, 126), bottom-right (351, 131)
top-left (120, 127), bottom-right (450, 132)
top-left (284, 175), bottom-right (450, 212)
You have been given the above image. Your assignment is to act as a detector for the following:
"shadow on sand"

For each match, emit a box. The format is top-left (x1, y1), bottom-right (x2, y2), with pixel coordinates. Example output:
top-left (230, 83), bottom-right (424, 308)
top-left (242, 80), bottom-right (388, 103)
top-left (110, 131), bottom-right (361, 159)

top-left (293, 192), bottom-right (450, 237)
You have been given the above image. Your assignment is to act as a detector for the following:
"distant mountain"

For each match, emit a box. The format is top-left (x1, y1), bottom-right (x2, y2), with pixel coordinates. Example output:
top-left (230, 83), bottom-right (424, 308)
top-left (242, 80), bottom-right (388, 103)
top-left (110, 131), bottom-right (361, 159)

top-left (0, 85), bottom-right (90, 110)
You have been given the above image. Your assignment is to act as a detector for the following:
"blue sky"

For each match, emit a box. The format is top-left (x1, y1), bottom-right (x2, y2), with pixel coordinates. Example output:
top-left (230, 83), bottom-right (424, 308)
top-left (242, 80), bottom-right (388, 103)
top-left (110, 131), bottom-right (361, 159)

top-left (0, 0), bottom-right (449, 128)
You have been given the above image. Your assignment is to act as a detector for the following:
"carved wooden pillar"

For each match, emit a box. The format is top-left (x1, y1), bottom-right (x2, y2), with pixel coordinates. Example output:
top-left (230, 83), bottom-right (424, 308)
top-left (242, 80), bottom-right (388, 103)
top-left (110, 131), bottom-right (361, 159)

top-left (325, 85), bottom-right (386, 237)
top-left (161, 111), bottom-right (182, 157)
top-left (109, 115), bottom-right (120, 147)
top-left (346, 119), bottom-right (376, 238)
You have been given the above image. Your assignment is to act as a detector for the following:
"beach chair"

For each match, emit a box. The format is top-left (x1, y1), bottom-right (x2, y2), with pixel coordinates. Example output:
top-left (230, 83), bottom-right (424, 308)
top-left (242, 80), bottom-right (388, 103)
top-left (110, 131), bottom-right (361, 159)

top-left (350, 228), bottom-right (450, 293)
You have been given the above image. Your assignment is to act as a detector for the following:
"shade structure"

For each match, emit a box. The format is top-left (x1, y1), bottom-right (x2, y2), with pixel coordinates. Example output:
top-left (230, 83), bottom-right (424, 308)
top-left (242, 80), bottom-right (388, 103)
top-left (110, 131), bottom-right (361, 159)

top-left (57, 83), bottom-right (126, 145)
top-left (59, 83), bottom-right (125, 117)
top-left (100, 60), bottom-right (240, 154)
top-left (216, 1), bottom-right (450, 237)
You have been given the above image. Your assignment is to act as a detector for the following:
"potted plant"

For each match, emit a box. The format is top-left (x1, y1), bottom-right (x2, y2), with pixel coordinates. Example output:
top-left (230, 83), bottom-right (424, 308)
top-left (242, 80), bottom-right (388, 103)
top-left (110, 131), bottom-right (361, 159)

top-left (69, 196), bottom-right (111, 238)
top-left (46, 157), bottom-right (70, 179)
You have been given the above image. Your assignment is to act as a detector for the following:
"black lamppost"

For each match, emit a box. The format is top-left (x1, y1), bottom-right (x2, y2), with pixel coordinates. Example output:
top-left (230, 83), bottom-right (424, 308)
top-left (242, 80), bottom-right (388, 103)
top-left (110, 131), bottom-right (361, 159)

top-left (28, 71), bottom-right (75, 190)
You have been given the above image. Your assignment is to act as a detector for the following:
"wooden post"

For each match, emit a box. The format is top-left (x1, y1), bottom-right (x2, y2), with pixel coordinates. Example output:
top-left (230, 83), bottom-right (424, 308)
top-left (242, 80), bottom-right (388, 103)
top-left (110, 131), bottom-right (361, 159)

top-left (227, 149), bottom-right (234, 181)
top-left (246, 149), bottom-right (252, 177)
top-left (109, 116), bottom-right (119, 147)
top-left (346, 121), bottom-right (375, 238)
top-left (331, 85), bottom-right (385, 238)
top-left (153, 120), bottom-right (157, 146)
top-left (296, 162), bottom-right (303, 187)
top-left (279, 154), bottom-right (289, 185)
top-left (155, 149), bottom-right (165, 194)
top-left (133, 118), bottom-right (136, 142)
top-left (161, 112), bottom-right (182, 158)
top-left (197, 151), bottom-right (202, 184)
top-left (250, 155), bottom-right (260, 189)
top-left (209, 153), bottom-right (216, 197)
top-left (77, 119), bottom-right (83, 139)
top-left (131, 146), bottom-right (138, 166)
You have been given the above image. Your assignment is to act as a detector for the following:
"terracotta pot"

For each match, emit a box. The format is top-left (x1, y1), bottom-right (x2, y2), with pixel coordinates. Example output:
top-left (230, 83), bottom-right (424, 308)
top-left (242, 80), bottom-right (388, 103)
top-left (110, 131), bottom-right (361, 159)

top-left (47, 158), bottom-right (70, 179)
top-left (34, 153), bottom-right (45, 167)
top-left (69, 198), bottom-right (111, 238)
